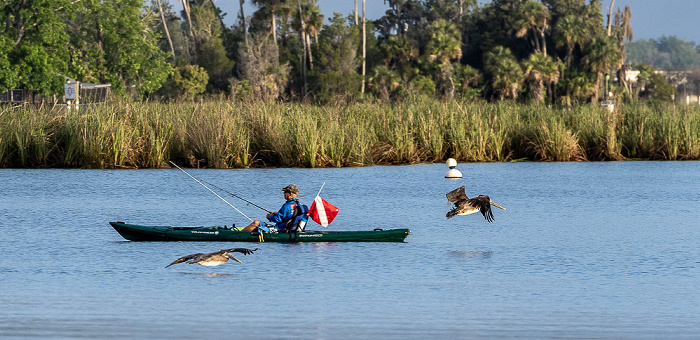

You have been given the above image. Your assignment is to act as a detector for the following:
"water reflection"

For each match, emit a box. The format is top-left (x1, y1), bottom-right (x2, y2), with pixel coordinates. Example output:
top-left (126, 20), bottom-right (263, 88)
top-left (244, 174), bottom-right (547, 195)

top-left (179, 272), bottom-right (232, 277)
top-left (448, 250), bottom-right (493, 259)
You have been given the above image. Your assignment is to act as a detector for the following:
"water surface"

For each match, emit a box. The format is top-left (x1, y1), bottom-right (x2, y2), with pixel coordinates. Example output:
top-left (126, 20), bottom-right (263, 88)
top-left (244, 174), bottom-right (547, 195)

top-left (1, 162), bottom-right (699, 338)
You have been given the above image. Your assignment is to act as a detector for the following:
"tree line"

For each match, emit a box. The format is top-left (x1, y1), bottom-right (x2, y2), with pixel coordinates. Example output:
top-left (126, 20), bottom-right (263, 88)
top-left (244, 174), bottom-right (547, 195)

top-left (627, 35), bottom-right (700, 71)
top-left (0, 0), bottom-right (677, 104)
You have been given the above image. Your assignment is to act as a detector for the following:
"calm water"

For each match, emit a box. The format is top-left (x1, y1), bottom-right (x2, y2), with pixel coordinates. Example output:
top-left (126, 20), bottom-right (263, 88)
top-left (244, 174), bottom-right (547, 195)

top-left (1, 162), bottom-right (699, 339)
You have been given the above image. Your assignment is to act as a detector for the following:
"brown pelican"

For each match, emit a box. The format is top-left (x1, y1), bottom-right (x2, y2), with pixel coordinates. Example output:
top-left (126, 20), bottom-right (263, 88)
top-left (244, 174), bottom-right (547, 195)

top-left (446, 186), bottom-right (506, 222)
top-left (165, 248), bottom-right (257, 268)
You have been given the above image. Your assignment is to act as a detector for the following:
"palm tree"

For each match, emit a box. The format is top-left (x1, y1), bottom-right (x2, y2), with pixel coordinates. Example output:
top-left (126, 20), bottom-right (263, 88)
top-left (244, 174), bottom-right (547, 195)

top-left (613, 6), bottom-right (633, 94)
top-left (293, 0), bottom-right (322, 71)
top-left (252, 0), bottom-right (287, 45)
top-left (240, 0), bottom-right (248, 46)
top-left (369, 65), bottom-right (400, 100)
top-left (354, 0), bottom-right (358, 25)
top-left (584, 36), bottom-right (621, 102)
top-left (514, 0), bottom-right (550, 56)
top-left (564, 69), bottom-right (595, 104)
top-left (522, 52), bottom-right (560, 104)
top-left (606, 0), bottom-right (616, 35)
top-left (426, 19), bottom-right (462, 99)
top-left (426, 19), bottom-right (462, 65)
top-left (305, 2), bottom-right (323, 70)
top-left (380, 36), bottom-right (418, 68)
top-left (554, 14), bottom-right (588, 69)
top-left (484, 46), bottom-right (523, 100)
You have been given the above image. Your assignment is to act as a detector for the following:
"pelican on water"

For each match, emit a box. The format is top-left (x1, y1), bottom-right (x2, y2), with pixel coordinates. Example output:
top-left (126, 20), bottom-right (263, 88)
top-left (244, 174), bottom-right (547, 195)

top-left (446, 186), bottom-right (506, 222)
top-left (165, 248), bottom-right (257, 268)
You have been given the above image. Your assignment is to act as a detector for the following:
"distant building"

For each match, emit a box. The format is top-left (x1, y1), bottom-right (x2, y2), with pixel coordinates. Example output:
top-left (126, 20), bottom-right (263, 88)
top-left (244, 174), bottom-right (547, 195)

top-left (622, 68), bottom-right (699, 104)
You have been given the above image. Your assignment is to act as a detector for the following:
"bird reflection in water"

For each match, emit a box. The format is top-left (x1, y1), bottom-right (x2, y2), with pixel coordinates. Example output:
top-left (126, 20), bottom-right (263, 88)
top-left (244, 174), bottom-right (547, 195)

top-left (178, 272), bottom-right (232, 277)
top-left (448, 250), bottom-right (493, 259)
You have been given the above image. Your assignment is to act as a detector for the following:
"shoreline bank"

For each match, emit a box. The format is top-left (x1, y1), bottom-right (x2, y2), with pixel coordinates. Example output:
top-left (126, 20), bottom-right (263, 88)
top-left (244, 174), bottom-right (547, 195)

top-left (1, 99), bottom-right (699, 169)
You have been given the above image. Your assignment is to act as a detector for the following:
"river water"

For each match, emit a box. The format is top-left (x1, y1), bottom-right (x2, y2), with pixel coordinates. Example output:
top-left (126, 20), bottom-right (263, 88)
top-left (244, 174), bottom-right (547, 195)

top-left (1, 162), bottom-right (699, 339)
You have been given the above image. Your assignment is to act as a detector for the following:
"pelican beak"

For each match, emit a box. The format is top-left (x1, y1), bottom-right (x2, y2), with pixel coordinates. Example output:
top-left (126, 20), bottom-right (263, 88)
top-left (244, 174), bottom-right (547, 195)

top-left (490, 201), bottom-right (506, 210)
top-left (227, 254), bottom-right (243, 263)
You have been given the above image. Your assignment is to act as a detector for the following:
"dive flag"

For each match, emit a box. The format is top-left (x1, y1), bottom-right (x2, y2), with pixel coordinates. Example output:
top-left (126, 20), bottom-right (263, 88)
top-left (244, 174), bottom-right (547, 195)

top-left (308, 196), bottom-right (339, 227)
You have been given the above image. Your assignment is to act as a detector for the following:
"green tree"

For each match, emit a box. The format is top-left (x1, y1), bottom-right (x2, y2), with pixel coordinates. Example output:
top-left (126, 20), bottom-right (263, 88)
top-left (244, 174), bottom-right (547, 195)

top-left (309, 13), bottom-right (360, 101)
top-left (68, 0), bottom-right (171, 96)
top-left (292, 0), bottom-right (323, 72)
top-left (165, 63), bottom-right (209, 99)
top-left (554, 14), bottom-right (587, 69)
top-left (628, 36), bottom-right (700, 70)
top-left (426, 19), bottom-right (462, 99)
top-left (426, 19), bottom-right (462, 65)
top-left (584, 35), bottom-right (621, 102)
top-left (453, 63), bottom-right (481, 99)
top-left (251, 0), bottom-right (289, 45)
top-left (1, 0), bottom-right (72, 95)
top-left (522, 52), bottom-right (560, 104)
top-left (380, 36), bottom-right (418, 69)
top-left (423, 0), bottom-right (477, 22)
top-left (149, 0), bottom-right (192, 63)
top-left (560, 68), bottom-right (594, 105)
top-left (191, 3), bottom-right (235, 91)
top-left (368, 65), bottom-right (400, 101)
top-left (484, 46), bottom-right (523, 100)
top-left (0, 36), bottom-right (19, 92)
top-left (375, 0), bottom-right (425, 40)
top-left (514, 0), bottom-right (550, 56)
top-left (635, 64), bottom-right (676, 102)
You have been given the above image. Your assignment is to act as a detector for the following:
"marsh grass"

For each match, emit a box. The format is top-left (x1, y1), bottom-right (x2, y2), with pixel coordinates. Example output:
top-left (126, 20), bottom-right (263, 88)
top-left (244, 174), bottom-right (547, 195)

top-left (1, 99), bottom-right (699, 168)
top-left (0, 106), bottom-right (57, 167)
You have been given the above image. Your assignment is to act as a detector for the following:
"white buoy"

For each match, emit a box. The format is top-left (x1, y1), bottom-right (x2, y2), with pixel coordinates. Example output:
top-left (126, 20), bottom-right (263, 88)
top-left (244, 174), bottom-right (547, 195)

top-left (445, 158), bottom-right (462, 178)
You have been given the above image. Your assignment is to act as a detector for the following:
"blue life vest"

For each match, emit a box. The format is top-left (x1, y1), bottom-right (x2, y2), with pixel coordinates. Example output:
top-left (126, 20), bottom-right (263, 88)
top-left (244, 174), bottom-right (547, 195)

top-left (288, 203), bottom-right (310, 232)
top-left (269, 199), bottom-right (309, 232)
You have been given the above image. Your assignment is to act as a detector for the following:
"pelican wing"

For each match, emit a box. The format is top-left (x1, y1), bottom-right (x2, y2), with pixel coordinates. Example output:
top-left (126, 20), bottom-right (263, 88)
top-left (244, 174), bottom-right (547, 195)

top-left (470, 195), bottom-right (495, 222)
top-left (222, 248), bottom-right (257, 256)
top-left (446, 186), bottom-right (469, 204)
top-left (165, 253), bottom-right (202, 268)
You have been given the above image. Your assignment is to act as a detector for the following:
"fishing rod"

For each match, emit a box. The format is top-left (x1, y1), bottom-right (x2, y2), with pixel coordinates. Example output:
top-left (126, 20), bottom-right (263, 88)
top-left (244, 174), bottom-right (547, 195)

top-left (200, 179), bottom-right (273, 214)
top-left (169, 161), bottom-right (253, 222)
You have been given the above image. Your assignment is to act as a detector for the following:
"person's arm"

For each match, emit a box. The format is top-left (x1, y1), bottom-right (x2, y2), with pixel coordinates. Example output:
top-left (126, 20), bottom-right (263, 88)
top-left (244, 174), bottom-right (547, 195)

top-left (267, 203), bottom-right (292, 223)
top-left (268, 203), bottom-right (292, 223)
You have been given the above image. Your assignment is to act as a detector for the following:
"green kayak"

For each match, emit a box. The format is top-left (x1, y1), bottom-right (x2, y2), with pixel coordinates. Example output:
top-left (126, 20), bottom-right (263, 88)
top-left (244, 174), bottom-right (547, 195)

top-left (109, 222), bottom-right (410, 243)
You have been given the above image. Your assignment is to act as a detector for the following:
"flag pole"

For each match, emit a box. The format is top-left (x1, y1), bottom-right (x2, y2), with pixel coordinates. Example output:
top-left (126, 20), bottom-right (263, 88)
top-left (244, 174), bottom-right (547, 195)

top-left (314, 182), bottom-right (326, 200)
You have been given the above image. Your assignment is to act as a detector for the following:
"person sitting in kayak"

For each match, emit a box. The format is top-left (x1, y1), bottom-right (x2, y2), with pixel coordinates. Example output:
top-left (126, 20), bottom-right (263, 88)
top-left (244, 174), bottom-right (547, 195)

top-left (266, 184), bottom-right (304, 233)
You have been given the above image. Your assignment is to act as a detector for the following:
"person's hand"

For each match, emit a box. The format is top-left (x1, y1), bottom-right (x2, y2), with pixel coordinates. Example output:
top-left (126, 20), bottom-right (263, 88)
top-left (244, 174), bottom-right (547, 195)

top-left (266, 212), bottom-right (276, 219)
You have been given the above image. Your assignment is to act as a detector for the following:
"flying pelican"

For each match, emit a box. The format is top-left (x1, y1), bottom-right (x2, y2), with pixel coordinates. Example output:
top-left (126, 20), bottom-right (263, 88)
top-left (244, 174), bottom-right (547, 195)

top-left (446, 186), bottom-right (506, 222)
top-left (165, 248), bottom-right (257, 268)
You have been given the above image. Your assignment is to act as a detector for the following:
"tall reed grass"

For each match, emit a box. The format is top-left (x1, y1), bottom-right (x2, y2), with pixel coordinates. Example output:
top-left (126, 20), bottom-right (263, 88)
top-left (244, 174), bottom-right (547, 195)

top-left (1, 98), bottom-right (699, 168)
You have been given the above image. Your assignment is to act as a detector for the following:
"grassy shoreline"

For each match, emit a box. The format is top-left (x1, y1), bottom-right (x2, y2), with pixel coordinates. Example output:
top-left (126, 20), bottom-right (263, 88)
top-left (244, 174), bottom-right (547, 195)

top-left (1, 99), bottom-right (699, 168)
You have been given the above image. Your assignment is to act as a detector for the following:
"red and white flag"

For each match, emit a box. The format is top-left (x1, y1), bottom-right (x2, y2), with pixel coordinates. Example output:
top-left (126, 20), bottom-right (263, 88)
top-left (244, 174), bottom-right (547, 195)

top-left (308, 196), bottom-right (339, 227)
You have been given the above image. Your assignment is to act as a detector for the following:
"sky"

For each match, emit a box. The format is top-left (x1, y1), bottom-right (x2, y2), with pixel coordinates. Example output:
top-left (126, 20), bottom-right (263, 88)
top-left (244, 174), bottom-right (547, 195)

top-left (177, 0), bottom-right (700, 44)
